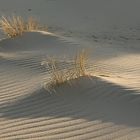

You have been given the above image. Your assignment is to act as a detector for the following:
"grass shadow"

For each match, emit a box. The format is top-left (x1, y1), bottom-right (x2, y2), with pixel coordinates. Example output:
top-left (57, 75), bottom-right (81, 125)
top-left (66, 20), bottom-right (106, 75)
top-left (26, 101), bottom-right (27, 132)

top-left (1, 76), bottom-right (140, 127)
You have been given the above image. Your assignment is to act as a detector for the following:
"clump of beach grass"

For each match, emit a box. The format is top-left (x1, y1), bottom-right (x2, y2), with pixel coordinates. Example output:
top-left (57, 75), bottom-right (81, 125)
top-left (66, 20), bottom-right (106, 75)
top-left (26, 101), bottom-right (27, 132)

top-left (75, 49), bottom-right (88, 77)
top-left (44, 50), bottom-right (89, 92)
top-left (0, 16), bottom-right (40, 38)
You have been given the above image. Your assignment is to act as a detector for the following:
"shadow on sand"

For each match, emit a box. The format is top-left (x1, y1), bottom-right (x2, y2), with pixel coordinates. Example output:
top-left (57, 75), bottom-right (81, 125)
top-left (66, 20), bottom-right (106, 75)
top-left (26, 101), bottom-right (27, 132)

top-left (1, 76), bottom-right (140, 127)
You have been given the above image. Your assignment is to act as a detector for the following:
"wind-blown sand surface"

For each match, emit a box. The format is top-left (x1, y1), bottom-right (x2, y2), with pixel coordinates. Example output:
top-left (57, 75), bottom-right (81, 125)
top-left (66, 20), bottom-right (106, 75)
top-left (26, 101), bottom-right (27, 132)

top-left (0, 0), bottom-right (140, 139)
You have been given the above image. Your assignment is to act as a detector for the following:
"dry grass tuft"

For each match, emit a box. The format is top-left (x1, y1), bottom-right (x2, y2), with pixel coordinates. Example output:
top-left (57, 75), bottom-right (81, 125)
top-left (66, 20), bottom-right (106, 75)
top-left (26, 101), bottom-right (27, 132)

top-left (44, 50), bottom-right (89, 92)
top-left (0, 16), bottom-right (40, 37)
top-left (75, 49), bottom-right (88, 77)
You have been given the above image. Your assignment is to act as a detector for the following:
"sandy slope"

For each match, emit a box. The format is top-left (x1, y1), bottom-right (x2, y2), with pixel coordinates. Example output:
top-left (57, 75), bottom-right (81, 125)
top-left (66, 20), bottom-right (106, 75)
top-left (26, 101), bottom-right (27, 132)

top-left (0, 0), bottom-right (140, 139)
top-left (0, 31), bottom-right (140, 140)
top-left (1, 0), bottom-right (140, 40)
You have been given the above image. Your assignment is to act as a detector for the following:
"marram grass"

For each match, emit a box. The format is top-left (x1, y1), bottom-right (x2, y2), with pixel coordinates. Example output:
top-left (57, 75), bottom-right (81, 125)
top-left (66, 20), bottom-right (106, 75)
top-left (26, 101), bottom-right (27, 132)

top-left (0, 16), bottom-right (40, 37)
top-left (44, 50), bottom-right (89, 92)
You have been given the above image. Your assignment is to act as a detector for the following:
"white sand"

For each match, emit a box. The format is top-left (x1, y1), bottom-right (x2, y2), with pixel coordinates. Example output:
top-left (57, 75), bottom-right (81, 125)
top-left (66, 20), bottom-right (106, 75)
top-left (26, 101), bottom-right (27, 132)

top-left (0, 0), bottom-right (140, 139)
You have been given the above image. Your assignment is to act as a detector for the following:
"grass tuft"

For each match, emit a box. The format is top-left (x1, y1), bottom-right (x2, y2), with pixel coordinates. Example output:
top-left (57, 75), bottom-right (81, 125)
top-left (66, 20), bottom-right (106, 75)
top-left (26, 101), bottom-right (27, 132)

top-left (0, 16), bottom-right (40, 37)
top-left (44, 50), bottom-right (89, 92)
top-left (75, 49), bottom-right (88, 77)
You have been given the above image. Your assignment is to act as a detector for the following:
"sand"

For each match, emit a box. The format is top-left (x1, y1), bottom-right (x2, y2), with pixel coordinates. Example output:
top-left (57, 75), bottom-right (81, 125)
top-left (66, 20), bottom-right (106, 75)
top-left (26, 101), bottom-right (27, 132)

top-left (0, 0), bottom-right (140, 139)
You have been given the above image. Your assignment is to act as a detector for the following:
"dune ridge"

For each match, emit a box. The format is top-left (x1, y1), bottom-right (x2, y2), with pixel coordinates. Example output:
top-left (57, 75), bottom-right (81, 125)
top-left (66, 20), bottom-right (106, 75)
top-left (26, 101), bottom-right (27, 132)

top-left (0, 31), bottom-right (140, 139)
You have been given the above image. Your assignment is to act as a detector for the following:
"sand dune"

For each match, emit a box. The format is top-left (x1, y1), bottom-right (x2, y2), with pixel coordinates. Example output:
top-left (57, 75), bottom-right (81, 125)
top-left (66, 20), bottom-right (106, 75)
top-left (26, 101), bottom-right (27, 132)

top-left (0, 0), bottom-right (140, 139)
top-left (0, 31), bottom-right (140, 139)
top-left (1, 77), bottom-right (140, 139)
